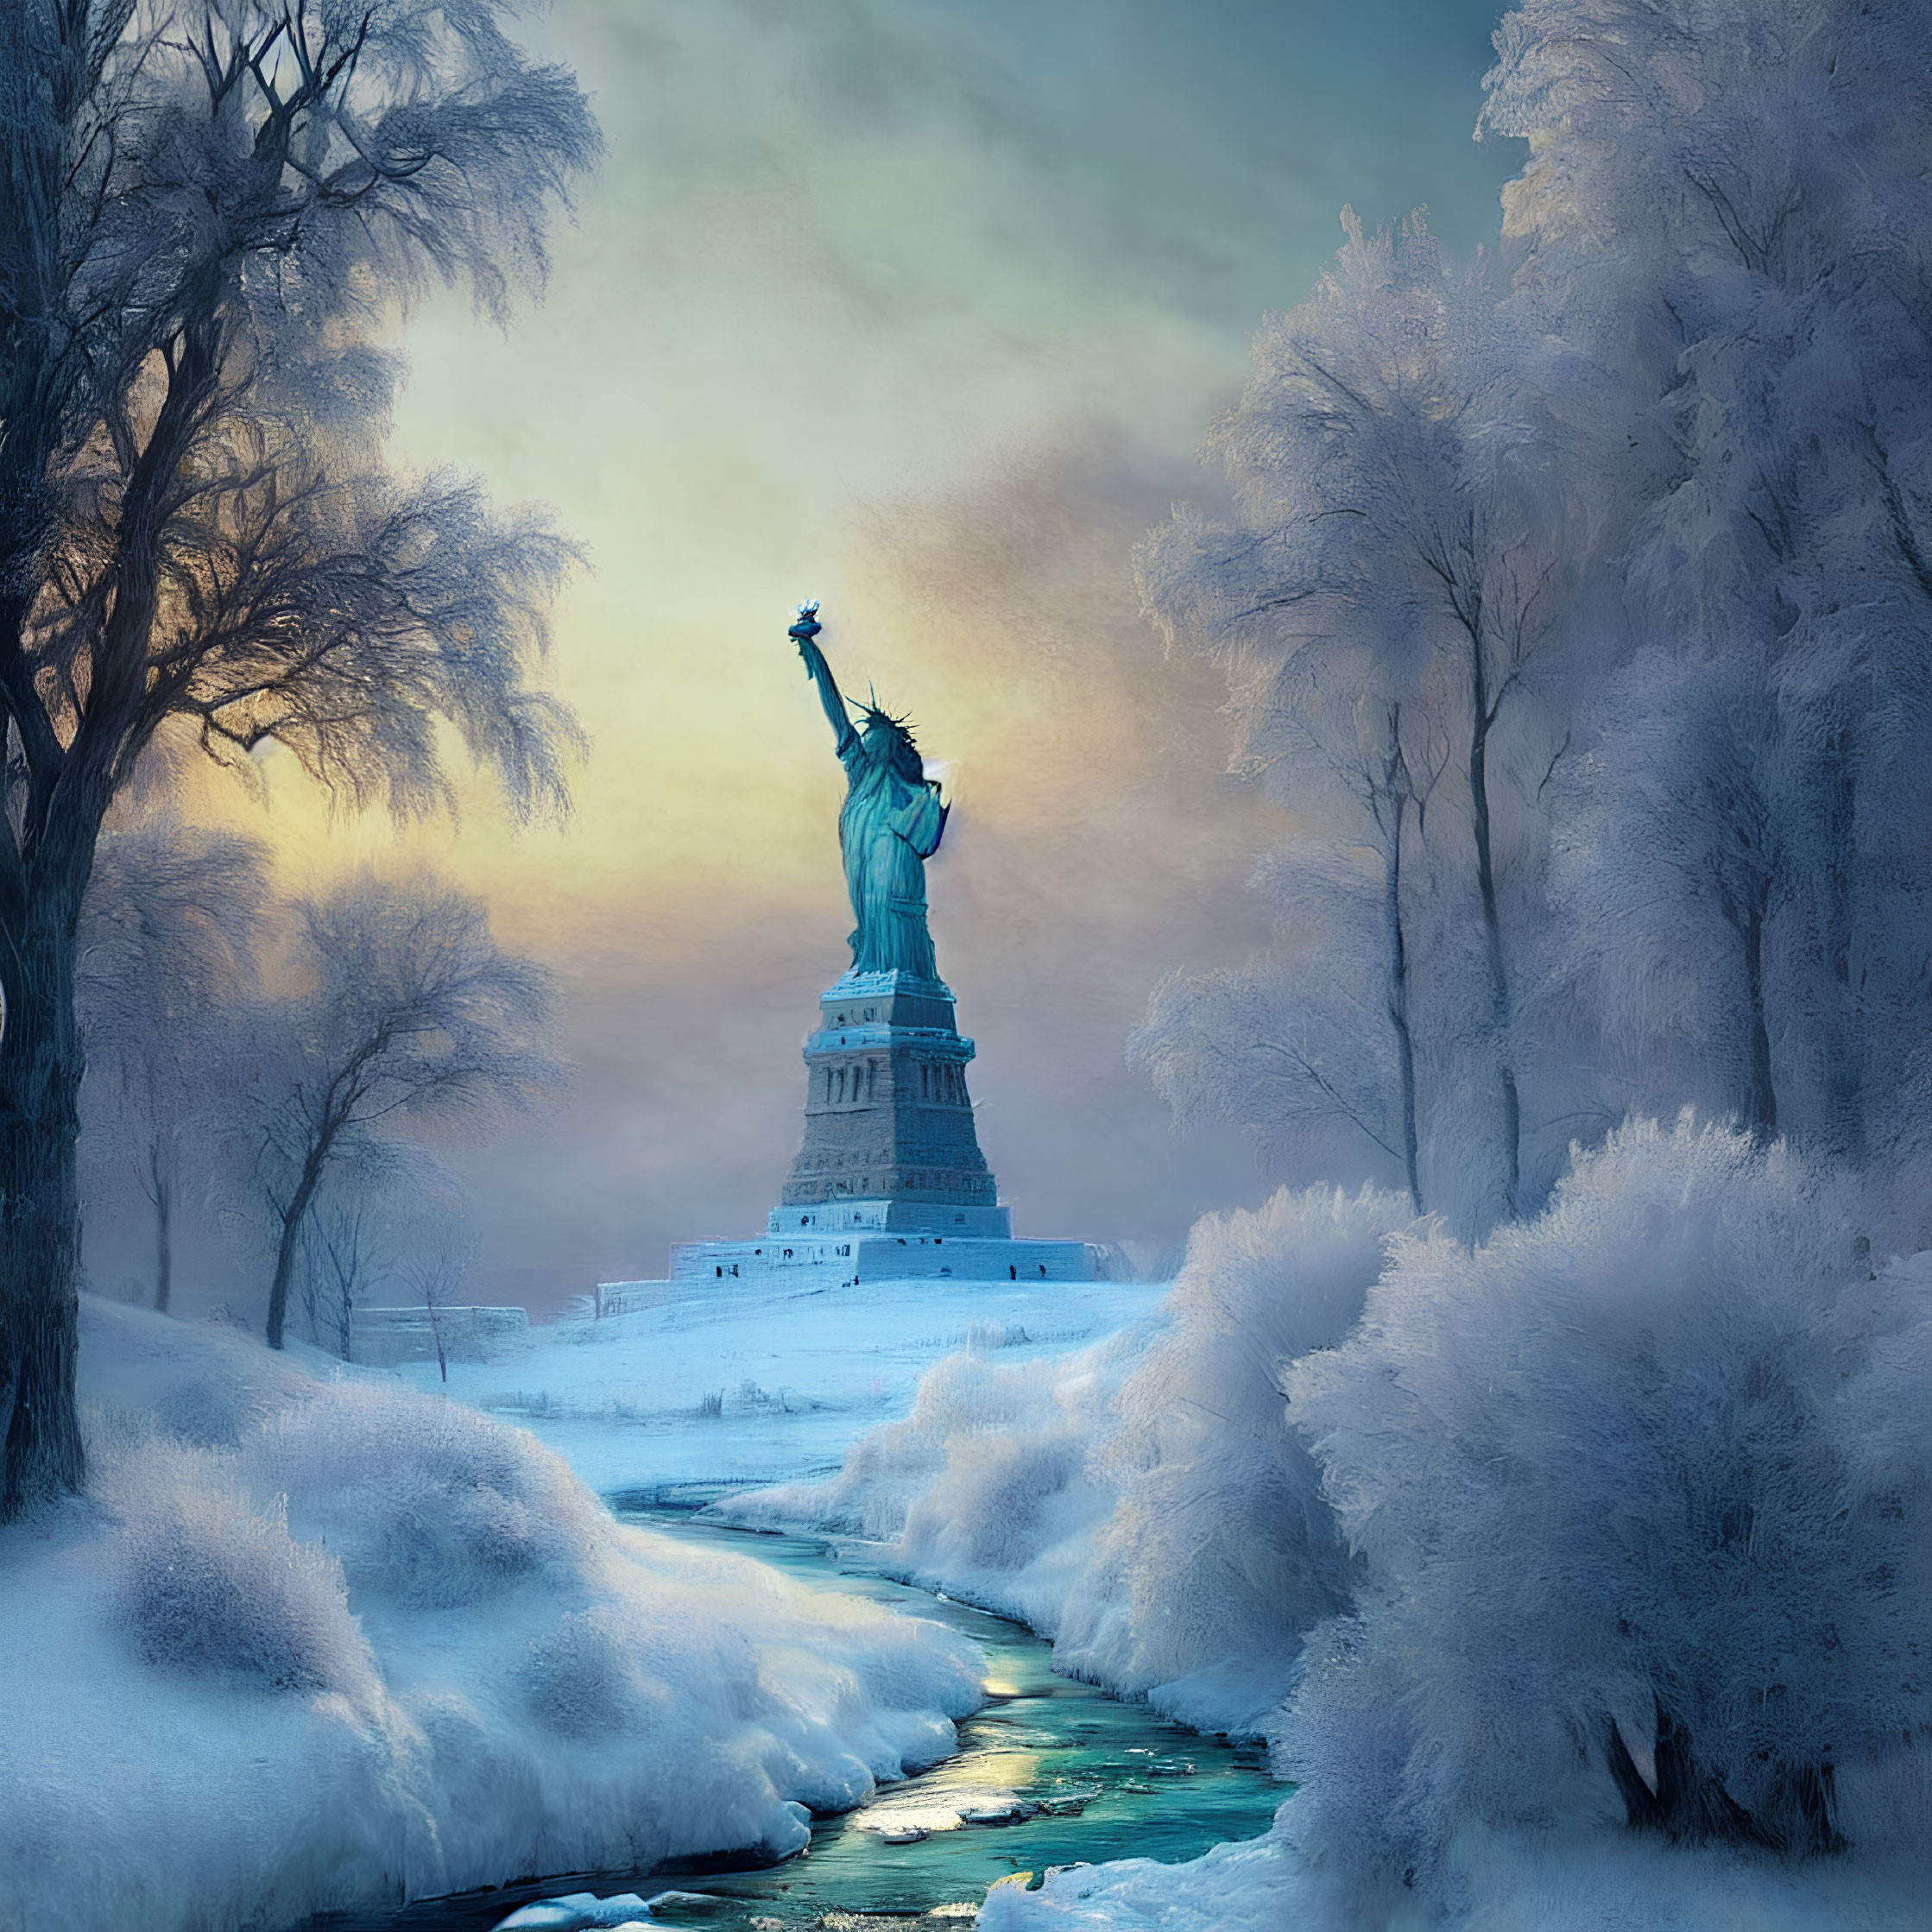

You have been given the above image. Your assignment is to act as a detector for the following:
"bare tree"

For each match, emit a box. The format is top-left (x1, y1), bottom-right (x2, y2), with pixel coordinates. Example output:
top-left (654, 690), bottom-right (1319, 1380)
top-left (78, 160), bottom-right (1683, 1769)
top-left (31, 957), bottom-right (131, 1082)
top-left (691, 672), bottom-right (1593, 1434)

top-left (251, 872), bottom-right (557, 1352)
top-left (1132, 696), bottom-right (1447, 1216)
top-left (399, 1231), bottom-right (476, 1384)
top-left (300, 1193), bottom-right (385, 1362)
top-left (76, 817), bottom-right (268, 1311)
top-left (0, 2), bottom-right (598, 1512)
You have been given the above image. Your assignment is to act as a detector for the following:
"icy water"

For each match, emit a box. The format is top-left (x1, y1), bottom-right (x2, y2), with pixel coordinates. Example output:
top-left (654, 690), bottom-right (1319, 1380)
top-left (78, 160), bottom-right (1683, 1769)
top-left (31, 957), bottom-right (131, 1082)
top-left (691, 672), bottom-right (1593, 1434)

top-left (313, 1509), bottom-right (1281, 1932)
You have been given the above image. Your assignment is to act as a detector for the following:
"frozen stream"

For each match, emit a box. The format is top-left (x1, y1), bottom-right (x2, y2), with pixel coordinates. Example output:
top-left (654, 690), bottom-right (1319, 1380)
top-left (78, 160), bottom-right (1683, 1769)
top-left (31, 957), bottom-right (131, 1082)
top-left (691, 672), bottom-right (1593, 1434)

top-left (310, 1508), bottom-right (1281, 1932)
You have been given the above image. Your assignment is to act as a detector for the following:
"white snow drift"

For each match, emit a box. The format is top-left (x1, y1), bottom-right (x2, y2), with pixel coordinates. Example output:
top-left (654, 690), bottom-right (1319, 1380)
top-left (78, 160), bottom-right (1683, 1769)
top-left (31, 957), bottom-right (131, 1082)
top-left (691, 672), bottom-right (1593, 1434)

top-left (0, 1298), bottom-right (982, 1932)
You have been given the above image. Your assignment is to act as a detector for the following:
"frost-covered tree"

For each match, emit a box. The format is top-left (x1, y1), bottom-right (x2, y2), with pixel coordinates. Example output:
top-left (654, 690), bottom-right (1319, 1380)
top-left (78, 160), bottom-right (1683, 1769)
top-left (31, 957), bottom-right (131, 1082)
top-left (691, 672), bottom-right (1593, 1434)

top-left (0, 1), bottom-right (597, 1512)
top-left (1553, 650), bottom-right (1788, 1139)
top-left (299, 1192), bottom-right (385, 1362)
top-left (1140, 216), bottom-right (1585, 1227)
top-left (1280, 1121), bottom-right (1931, 1889)
top-left (1485, 0), bottom-right (1932, 1168)
top-left (76, 817), bottom-right (270, 1312)
top-left (401, 1228), bottom-right (476, 1383)
top-left (249, 873), bottom-right (556, 1352)
top-left (1137, 837), bottom-right (1426, 1215)
top-left (1133, 631), bottom-right (1449, 1209)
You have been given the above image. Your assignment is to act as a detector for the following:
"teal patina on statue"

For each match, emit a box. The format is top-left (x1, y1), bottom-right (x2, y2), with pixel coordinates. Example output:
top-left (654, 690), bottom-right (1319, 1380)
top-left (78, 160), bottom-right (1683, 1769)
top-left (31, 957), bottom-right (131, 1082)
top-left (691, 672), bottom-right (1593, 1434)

top-left (789, 601), bottom-right (949, 981)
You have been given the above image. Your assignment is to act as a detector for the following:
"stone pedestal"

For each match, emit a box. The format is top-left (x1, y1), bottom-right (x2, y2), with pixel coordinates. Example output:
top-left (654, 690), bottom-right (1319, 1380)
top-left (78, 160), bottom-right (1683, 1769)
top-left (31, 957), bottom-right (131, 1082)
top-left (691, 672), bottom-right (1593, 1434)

top-left (780, 969), bottom-right (999, 1222)
top-left (607, 970), bottom-right (1103, 1297)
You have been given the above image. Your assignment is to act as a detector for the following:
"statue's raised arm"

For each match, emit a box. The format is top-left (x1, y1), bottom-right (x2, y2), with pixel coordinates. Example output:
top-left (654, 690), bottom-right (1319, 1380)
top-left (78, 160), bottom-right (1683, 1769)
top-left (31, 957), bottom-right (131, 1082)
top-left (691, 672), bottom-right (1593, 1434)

top-left (785, 601), bottom-right (949, 983)
top-left (789, 602), bottom-right (856, 758)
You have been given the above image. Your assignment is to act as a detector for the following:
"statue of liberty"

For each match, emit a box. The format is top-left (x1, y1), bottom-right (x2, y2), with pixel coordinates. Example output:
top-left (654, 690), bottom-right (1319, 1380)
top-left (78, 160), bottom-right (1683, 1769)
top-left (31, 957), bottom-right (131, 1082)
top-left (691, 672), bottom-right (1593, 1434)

top-left (788, 602), bottom-right (949, 982)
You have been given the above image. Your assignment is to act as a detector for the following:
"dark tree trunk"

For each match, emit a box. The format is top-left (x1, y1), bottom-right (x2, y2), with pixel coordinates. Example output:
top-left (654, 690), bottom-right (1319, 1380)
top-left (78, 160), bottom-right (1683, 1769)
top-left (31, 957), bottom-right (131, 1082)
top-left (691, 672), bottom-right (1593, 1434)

top-left (266, 1148), bottom-right (331, 1351)
top-left (1605, 1702), bottom-right (1840, 1855)
top-left (1384, 793), bottom-right (1424, 1215)
top-left (148, 1142), bottom-right (174, 1315)
top-left (267, 1184), bottom-right (314, 1352)
top-left (1816, 724), bottom-right (1863, 1159)
top-left (0, 869), bottom-right (89, 1516)
top-left (1467, 692), bottom-right (1520, 1217)
top-left (1741, 903), bottom-right (1777, 1140)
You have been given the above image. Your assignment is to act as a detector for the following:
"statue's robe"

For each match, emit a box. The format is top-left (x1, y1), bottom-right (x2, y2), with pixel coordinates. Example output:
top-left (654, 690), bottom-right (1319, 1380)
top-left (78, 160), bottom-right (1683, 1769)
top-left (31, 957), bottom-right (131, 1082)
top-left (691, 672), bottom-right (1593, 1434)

top-left (838, 730), bottom-right (947, 978)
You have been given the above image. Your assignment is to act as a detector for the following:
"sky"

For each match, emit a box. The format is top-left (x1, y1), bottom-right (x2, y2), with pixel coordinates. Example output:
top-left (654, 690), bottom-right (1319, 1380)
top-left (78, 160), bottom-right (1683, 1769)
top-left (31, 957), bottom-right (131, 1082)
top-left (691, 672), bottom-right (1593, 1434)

top-left (143, 0), bottom-right (1528, 1315)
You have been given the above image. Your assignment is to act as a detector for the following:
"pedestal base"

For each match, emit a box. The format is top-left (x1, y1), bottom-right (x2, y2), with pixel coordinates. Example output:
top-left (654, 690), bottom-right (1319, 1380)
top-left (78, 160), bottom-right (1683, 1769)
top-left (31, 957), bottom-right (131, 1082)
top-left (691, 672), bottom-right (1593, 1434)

top-left (619, 971), bottom-right (1102, 1297)
top-left (669, 1208), bottom-right (1100, 1290)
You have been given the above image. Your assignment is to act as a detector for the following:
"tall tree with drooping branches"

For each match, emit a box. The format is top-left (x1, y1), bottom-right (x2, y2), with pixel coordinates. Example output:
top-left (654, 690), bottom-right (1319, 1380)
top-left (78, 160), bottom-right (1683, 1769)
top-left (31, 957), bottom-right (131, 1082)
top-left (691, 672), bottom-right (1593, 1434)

top-left (0, 0), bottom-right (598, 1514)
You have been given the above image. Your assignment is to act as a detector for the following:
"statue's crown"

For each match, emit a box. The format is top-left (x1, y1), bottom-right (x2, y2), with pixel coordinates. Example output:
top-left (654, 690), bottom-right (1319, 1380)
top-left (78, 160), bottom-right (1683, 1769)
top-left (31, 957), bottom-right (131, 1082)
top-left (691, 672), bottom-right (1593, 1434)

top-left (855, 682), bottom-right (913, 736)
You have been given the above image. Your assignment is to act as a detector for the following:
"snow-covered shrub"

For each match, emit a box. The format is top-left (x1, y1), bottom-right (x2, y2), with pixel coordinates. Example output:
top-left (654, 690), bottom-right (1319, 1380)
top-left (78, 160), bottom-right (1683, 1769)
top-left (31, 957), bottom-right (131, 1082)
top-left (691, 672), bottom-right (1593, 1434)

top-left (96, 1436), bottom-right (375, 1697)
top-left (736, 1340), bottom-right (1131, 1549)
top-left (893, 1350), bottom-right (1119, 1590)
top-left (1279, 1120), bottom-right (1932, 1894)
top-left (79, 1307), bottom-right (319, 1447)
top-left (248, 1378), bottom-right (605, 1607)
top-left (732, 1340), bottom-right (1131, 1637)
top-left (1058, 1184), bottom-right (1405, 1714)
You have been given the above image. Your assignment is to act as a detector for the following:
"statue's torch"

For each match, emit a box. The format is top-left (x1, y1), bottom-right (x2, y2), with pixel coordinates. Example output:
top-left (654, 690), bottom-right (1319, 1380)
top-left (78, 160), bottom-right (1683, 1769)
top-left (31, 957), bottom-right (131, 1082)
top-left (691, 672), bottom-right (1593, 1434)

top-left (788, 599), bottom-right (822, 651)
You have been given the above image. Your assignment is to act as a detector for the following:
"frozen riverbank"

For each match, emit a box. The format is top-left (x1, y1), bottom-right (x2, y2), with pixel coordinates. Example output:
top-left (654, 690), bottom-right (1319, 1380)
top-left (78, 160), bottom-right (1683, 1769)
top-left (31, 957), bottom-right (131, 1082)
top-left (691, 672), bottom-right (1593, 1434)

top-left (0, 1298), bottom-right (986, 1932)
top-left (313, 1510), bottom-right (1283, 1932)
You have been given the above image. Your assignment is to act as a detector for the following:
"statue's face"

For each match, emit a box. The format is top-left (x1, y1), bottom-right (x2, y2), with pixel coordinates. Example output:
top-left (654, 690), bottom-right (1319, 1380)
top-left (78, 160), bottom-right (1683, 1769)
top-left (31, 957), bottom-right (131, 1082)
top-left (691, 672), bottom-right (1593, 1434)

top-left (861, 715), bottom-right (925, 781)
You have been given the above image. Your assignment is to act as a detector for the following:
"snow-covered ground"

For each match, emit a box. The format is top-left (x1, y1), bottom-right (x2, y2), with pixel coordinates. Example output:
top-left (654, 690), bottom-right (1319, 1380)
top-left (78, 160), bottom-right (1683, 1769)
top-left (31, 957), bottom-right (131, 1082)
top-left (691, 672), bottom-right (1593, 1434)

top-left (59, 1146), bottom-right (1932, 1932)
top-left (2, 1297), bottom-right (988, 1932)
top-left (975, 1827), bottom-right (1932, 1932)
top-left (380, 1272), bottom-right (1171, 1497)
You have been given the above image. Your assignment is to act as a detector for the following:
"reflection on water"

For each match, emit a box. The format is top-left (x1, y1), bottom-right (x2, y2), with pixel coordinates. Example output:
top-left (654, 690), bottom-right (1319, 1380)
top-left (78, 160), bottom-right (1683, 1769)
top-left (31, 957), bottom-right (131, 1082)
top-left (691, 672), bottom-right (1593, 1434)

top-left (304, 1509), bottom-right (1283, 1932)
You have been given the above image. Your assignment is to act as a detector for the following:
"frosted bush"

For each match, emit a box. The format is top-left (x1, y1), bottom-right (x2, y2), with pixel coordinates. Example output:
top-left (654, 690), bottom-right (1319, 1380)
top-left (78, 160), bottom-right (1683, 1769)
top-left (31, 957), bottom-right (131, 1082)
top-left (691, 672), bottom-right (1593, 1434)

top-left (737, 1342), bottom-right (1129, 1546)
top-left (97, 1436), bottom-right (375, 1697)
top-left (902, 1426), bottom-right (1089, 1574)
top-left (248, 1379), bottom-right (605, 1607)
top-left (79, 1310), bottom-right (318, 1448)
top-left (1279, 1120), bottom-right (1932, 1892)
top-left (1058, 1184), bottom-right (1406, 1702)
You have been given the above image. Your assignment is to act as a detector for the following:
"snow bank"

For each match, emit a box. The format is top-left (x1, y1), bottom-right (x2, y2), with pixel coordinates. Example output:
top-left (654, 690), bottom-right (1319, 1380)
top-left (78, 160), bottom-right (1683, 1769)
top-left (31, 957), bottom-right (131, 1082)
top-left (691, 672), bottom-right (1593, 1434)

top-left (976, 1822), bottom-right (1932, 1931)
top-left (728, 1186), bottom-right (1406, 1736)
top-left (0, 1297), bottom-right (983, 1932)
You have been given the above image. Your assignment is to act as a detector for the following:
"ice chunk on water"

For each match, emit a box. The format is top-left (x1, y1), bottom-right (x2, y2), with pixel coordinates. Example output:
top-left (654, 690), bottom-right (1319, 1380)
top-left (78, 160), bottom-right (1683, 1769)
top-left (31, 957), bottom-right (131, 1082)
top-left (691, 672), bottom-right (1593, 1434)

top-left (491, 1891), bottom-right (652, 1929)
